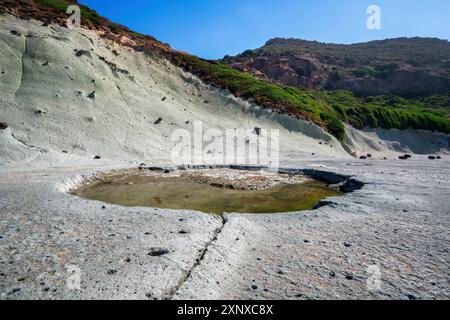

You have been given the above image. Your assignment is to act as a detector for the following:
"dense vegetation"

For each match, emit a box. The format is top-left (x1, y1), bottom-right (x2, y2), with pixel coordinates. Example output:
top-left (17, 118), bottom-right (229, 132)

top-left (5, 0), bottom-right (449, 140)
top-left (232, 37), bottom-right (450, 70)
top-left (36, 0), bottom-right (120, 30)
top-left (171, 54), bottom-right (450, 140)
top-left (225, 37), bottom-right (450, 97)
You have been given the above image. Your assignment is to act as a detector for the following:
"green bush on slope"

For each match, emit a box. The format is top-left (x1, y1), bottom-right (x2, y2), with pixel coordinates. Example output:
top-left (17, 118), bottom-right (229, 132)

top-left (33, 0), bottom-right (450, 140)
top-left (36, 0), bottom-right (103, 26)
top-left (171, 53), bottom-right (450, 139)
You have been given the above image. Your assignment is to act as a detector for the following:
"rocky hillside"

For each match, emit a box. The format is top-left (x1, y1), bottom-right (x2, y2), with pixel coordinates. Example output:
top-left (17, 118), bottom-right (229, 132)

top-left (223, 37), bottom-right (450, 97)
top-left (0, 6), bottom-right (350, 163)
top-left (1, 0), bottom-right (449, 144)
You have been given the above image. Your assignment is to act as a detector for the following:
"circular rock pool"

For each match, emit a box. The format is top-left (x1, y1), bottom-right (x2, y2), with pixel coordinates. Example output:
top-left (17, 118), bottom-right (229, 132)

top-left (72, 168), bottom-right (342, 215)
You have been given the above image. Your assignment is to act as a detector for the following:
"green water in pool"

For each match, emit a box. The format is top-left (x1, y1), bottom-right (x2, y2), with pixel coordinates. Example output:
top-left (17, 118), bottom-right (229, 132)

top-left (73, 173), bottom-right (341, 215)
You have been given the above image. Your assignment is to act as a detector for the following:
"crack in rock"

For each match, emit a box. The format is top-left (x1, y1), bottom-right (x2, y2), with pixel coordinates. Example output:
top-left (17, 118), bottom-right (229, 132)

top-left (11, 132), bottom-right (42, 150)
top-left (165, 216), bottom-right (228, 300)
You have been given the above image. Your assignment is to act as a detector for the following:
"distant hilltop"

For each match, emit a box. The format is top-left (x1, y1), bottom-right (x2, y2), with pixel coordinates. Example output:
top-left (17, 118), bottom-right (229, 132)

top-left (223, 37), bottom-right (450, 97)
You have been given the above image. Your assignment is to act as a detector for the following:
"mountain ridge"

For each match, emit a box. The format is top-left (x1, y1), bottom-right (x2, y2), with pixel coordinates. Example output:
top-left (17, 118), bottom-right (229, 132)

top-left (224, 36), bottom-right (450, 97)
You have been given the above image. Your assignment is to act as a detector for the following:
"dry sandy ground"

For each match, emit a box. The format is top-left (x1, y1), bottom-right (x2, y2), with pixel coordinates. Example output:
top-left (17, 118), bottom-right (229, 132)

top-left (0, 15), bottom-right (449, 300)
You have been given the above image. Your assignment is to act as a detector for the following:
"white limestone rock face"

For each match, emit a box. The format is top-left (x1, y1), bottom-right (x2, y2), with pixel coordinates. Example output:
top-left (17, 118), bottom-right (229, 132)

top-left (0, 14), bottom-right (352, 165)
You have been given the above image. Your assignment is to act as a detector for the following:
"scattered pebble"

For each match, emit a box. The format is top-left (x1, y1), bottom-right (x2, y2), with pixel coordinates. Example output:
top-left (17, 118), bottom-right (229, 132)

top-left (148, 248), bottom-right (170, 257)
top-left (277, 269), bottom-right (287, 275)
top-left (74, 49), bottom-right (91, 58)
top-left (399, 154), bottom-right (412, 160)
top-left (87, 91), bottom-right (96, 99)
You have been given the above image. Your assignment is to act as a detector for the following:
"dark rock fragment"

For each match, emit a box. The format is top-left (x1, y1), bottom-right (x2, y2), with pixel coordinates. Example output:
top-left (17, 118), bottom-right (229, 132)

top-left (74, 49), bottom-right (91, 58)
top-left (148, 248), bottom-right (169, 257)
top-left (154, 117), bottom-right (162, 125)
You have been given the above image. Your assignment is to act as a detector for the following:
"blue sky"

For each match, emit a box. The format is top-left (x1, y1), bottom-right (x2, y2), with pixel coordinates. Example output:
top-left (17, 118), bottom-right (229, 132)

top-left (79, 0), bottom-right (450, 59)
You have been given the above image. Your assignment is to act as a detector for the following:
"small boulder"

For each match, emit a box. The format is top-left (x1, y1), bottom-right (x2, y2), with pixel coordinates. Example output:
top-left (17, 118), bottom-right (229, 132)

top-left (0, 122), bottom-right (8, 130)
top-left (87, 91), bottom-right (96, 99)
top-left (154, 117), bottom-right (162, 125)
top-left (254, 127), bottom-right (262, 136)
top-left (367, 154), bottom-right (373, 158)
top-left (94, 155), bottom-right (101, 160)
top-left (106, 269), bottom-right (117, 275)
top-left (428, 156), bottom-right (436, 160)
top-left (359, 156), bottom-right (367, 160)
top-left (74, 49), bottom-right (91, 58)
top-left (148, 248), bottom-right (169, 257)
top-left (399, 154), bottom-right (412, 160)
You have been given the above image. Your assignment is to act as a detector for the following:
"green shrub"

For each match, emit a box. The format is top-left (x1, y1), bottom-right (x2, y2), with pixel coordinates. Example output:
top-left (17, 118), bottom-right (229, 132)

top-left (171, 53), bottom-right (450, 140)
top-left (320, 113), bottom-right (345, 140)
top-left (36, 0), bottom-right (67, 11)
